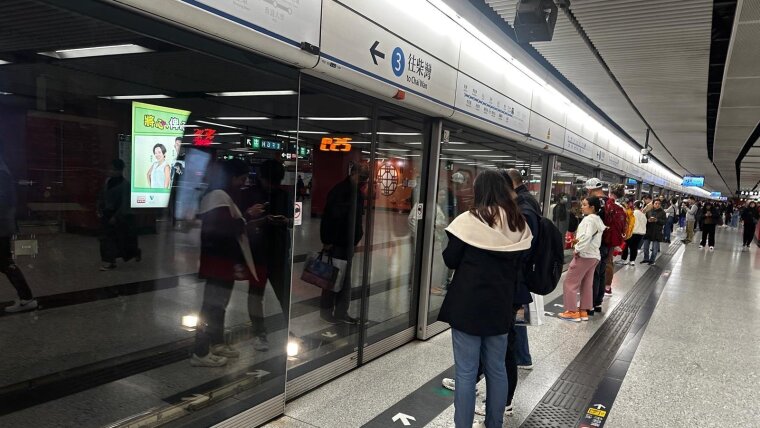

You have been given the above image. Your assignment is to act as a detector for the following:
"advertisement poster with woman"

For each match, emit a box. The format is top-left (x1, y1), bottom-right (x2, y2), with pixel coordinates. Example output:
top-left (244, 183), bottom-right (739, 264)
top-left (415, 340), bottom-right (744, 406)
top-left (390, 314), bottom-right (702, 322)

top-left (130, 102), bottom-right (190, 208)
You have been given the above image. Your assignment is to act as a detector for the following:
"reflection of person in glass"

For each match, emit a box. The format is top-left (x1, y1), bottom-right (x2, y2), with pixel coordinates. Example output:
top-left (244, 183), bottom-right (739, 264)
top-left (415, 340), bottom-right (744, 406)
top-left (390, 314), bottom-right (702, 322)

top-left (240, 160), bottom-right (292, 352)
top-left (147, 143), bottom-right (171, 189)
top-left (191, 159), bottom-right (256, 367)
top-left (97, 159), bottom-right (141, 271)
top-left (319, 162), bottom-right (369, 325)
top-left (0, 155), bottom-right (38, 313)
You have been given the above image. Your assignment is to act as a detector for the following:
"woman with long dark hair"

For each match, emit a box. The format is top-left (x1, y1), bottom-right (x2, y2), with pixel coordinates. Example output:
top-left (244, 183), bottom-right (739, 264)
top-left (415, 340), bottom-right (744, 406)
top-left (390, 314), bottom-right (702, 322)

top-left (438, 170), bottom-right (532, 428)
top-left (191, 159), bottom-right (257, 367)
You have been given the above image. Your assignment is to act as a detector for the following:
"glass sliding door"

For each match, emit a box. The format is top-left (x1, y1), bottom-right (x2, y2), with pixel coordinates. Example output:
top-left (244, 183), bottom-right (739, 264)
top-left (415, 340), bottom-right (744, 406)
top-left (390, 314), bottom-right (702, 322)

top-left (361, 109), bottom-right (428, 348)
top-left (425, 124), bottom-right (544, 328)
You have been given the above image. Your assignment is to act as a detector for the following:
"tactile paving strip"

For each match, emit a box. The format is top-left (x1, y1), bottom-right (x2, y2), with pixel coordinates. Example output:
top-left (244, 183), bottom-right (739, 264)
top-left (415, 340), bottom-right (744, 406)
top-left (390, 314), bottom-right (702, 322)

top-left (521, 243), bottom-right (681, 428)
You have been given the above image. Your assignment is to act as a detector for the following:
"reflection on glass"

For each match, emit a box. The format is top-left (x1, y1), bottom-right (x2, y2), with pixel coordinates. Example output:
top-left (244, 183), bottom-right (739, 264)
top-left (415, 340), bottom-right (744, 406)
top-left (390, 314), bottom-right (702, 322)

top-left (427, 127), bottom-right (543, 325)
top-left (0, 2), bottom-right (299, 425)
top-left (287, 87), bottom-right (371, 375)
top-left (550, 159), bottom-right (594, 264)
top-left (364, 112), bottom-right (426, 345)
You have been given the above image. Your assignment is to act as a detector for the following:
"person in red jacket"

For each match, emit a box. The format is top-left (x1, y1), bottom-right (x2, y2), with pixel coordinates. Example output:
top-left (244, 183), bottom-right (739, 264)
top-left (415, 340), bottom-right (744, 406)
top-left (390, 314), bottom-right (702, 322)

top-left (584, 179), bottom-right (627, 314)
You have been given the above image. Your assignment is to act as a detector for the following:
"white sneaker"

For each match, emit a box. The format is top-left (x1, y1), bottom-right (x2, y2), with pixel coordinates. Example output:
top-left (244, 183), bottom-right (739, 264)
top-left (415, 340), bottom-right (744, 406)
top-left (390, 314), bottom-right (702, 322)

top-left (629, 261), bottom-right (636, 266)
top-left (253, 335), bottom-right (270, 352)
top-left (475, 402), bottom-right (514, 417)
top-left (505, 403), bottom-right (514, 416)
top-left (699, 245), bottom-right (704, 249)
top-left (210, 344), bottom-right (240, 358)
top-left (709, 246), bottom-right (714, 251)
top-left (190, 353), bottom-right (228, 367)
top-left (442, 377), bottom-right (455, 391)
top-left (4, 299), bottom-right (38, 313)
top-left (472, 421), bottom-right (486, 428)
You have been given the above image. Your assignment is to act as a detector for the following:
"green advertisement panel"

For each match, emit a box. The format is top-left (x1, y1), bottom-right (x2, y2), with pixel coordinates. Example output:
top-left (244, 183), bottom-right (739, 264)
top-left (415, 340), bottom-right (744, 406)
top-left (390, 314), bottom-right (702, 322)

top-left (130, 102), bottom-right (191, 208)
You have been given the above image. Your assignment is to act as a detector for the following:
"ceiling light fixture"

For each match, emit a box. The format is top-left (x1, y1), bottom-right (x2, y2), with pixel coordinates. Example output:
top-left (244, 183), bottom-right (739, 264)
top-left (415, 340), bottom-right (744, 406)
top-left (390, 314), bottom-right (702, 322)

top-left (302, 117), bottom-right (371, 121)
top-left (378, 148), bottom-right (411, 152)
top-left (285, 130), bottom-right (329, 134)
top-left (0, 91), bottom-right (12, 95)
top-left (39, 44), bottom-right (153, 59)
top-left (444, 149), bottom-right (493, 152)
top-left (207, 90), bottom-right (297, 97)
top-left (99, 94), bottom-right (170, 100)
top-left (195, 120), bottom-right (241, 130)
top-left (0, 60), bottom-right (11, 65)
top-left (212, 116), bottom-right (270, 120)
top-left (216, 132), bottom-right (243, 136)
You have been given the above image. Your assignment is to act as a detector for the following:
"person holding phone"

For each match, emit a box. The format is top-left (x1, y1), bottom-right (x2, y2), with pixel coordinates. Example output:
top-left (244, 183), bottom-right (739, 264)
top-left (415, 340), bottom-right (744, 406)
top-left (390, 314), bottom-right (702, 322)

top-left (640, 199), bottom-right (667, 265)
top-left (240, 160), bottom-right (293, 352)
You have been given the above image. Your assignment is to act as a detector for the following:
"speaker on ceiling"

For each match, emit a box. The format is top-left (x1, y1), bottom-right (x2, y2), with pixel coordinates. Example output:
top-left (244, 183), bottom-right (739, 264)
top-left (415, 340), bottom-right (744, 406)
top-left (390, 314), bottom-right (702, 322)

top-left (513, 0), bottom-right (559, 43)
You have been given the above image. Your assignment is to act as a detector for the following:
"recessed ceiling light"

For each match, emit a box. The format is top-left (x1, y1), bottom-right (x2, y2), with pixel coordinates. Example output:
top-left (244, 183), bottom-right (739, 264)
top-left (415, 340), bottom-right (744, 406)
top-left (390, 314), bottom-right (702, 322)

top-left (212, 116), bottom-right (271, 120)
top-left (99, 94), bottom-right (170, 100)
top-left (444, 149), bottom-right (493, 152)
top-left (0, 60), bottom-right (11, 65)
top-left (441, 158), bottom-right (466, 161)
top-left (405, 142), bottom-right (423, 145)
top-left (446, 141), bottom-right (468, 145)
top-left (472, 155), bottom-right (513, 158)
top-left (376, 132), bottom-right (422, 136)
top-left (216, 132), bottom-right (243, 136)
top-left (39, 44), bottom-right (153, 59)
top-left (0, 91), bottom-right (12, 95)
top-left (378, 148), bottom-right (411, 152)
top-left (196, 120), bottom-right (241, 130)
top-left (207, 90), bottom-right (297, 97)
top-left (285, 130), bottom-right (329, 134)
top-left (302, 117), bottom-right (371, 121)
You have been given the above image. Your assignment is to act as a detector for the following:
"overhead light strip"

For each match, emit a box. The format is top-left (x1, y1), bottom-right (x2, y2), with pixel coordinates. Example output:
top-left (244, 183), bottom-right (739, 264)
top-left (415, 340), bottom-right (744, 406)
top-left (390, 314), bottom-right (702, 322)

top-left (38, 44), bottom-right (153, 59)
top-left (207, 90), bottom-right (297, 97)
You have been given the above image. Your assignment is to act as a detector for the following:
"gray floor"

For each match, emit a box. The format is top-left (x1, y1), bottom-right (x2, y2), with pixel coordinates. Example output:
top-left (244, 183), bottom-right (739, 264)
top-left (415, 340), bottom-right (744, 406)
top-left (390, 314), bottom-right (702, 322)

top-left (266, 227), bottom-right (760, 428)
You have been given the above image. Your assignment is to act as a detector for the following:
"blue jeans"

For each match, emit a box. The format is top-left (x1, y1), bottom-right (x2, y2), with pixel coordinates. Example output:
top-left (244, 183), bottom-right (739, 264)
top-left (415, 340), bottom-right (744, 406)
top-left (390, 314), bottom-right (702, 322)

top-left (663, 217), bottom-right (674, 242)
top-left (452, 329), bottom-right (509, 428)
top-left (642, 239), bottom-right (660, 262)
top-left (513, 325), bottom-right (532, 366)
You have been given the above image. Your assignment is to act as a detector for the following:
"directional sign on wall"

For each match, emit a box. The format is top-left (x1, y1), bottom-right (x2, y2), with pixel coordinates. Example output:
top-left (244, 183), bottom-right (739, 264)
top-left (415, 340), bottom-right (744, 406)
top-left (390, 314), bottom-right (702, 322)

top-left (564, 130), bottom-right (593, 158)
top-left (454, 73), bottom-right (530, 134)
top-left (316, 0), bottom-right (458, 113)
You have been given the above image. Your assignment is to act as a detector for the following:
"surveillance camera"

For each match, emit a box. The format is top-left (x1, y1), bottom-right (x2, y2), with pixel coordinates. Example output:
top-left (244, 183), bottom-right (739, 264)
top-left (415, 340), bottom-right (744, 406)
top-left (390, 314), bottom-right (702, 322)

top-left (640, 147), bottom-right (652, 155)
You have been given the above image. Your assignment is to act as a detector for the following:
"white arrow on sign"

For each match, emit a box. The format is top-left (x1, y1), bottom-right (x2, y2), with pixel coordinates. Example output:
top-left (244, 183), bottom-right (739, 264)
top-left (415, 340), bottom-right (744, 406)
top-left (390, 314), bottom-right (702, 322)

top-left (246, 370), bottom-right (270, 378)
top-left (392, 413), bottom-right (416, 426)
top-left (593, 404), bottom-right (607, 410)
top-left (322, 331), bottom-right (338, 338)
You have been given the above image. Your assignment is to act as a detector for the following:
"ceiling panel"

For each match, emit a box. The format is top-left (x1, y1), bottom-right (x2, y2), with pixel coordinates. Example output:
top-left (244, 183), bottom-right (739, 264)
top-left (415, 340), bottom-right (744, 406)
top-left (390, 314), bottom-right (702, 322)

top-left (483, 0), bottom-right (721, 190)
top-left (713, 0), bottom-right (760, 191)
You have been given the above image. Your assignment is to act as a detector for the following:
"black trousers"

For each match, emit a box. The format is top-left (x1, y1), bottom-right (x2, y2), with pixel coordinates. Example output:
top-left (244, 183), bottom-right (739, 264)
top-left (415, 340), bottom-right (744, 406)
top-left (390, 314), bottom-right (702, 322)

top-left (743, 222), bottom-right (756, 246)
top-left (99, 217), bottom-right (140, 263)
top-left (0, 236), bottom-right (33, 301)
top-left (320, 245), bottom-right (353, 318)
top-left (592, 245), bottom-right (610, 307)
top-left (622, 235), bottom-right (643, 262)
top-left (194, 278), bottom-right (235, 357)
top-left (700, 224), bottom-right (716, 247)
top-left (249, 260), bottom-right (290, 336)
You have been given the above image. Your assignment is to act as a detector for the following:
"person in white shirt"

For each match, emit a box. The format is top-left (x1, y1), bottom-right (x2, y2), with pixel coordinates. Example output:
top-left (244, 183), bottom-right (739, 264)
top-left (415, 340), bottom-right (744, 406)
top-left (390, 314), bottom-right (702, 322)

top-left (621, 201), bottom-right (647, 266)
top-left (559, 196), bottom-right (607, 322)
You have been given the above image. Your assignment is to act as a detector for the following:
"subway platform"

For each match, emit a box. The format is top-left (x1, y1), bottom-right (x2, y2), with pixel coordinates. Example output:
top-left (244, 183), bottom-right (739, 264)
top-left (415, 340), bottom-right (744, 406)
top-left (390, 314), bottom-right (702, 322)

top-left (263, 228), bottom-right (760, 428)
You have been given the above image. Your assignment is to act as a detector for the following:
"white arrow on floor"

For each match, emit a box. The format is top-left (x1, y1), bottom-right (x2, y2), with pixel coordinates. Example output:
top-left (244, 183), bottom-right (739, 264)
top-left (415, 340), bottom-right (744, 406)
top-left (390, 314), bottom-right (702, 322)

top-left (392, 413), bottom-right (416, 426)
top-left (246, 370), bottom-right (270, 378)
top-left (322, 331), bottom-right (337, 338)
top-left (593, 404), bottom-right (606, 410)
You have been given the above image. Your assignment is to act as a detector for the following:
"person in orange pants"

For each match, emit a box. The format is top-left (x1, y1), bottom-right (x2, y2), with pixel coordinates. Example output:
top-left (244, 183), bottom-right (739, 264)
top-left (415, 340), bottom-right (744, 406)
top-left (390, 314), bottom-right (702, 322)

top-left (560, 197), bottom-right (607, 322)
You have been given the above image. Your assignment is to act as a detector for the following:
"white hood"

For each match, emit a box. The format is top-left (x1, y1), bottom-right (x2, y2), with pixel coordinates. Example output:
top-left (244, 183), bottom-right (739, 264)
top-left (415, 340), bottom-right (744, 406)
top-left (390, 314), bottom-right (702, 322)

top-left (445, 209), bottom-right (532, 252)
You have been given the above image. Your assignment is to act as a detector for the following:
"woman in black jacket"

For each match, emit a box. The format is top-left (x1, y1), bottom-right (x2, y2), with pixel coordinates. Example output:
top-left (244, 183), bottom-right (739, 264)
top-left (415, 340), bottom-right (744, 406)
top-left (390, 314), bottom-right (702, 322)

top-left (699, 202), bottom-right (720, 250)
top-left (191, 159), bottom-right (256, 368)
top-left (439, 170), bottom-right (532, 428)
top-left (741, 201), bottom-right (759, 250)
top-left (641, 199), bottom-right (667, 264)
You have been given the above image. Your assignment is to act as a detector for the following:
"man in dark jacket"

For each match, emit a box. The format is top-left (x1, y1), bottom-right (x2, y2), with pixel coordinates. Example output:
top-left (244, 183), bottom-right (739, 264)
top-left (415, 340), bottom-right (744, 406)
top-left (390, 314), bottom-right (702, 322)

top-left (641, 199), bottom-right (667, 264)
top-left (319, 162), bottom-right (369, 325)
top-left (0, 156), bottom-right (37, 313)
top-left (98, 159), bottom-right (141, 271)
top-left (699, 202), bottom-right (720, 250)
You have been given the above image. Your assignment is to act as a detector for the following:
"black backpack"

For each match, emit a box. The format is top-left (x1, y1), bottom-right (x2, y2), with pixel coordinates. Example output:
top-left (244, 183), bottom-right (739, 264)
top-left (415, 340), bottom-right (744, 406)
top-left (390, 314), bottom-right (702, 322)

top-left (525, 217), bottom-right (564, 295)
